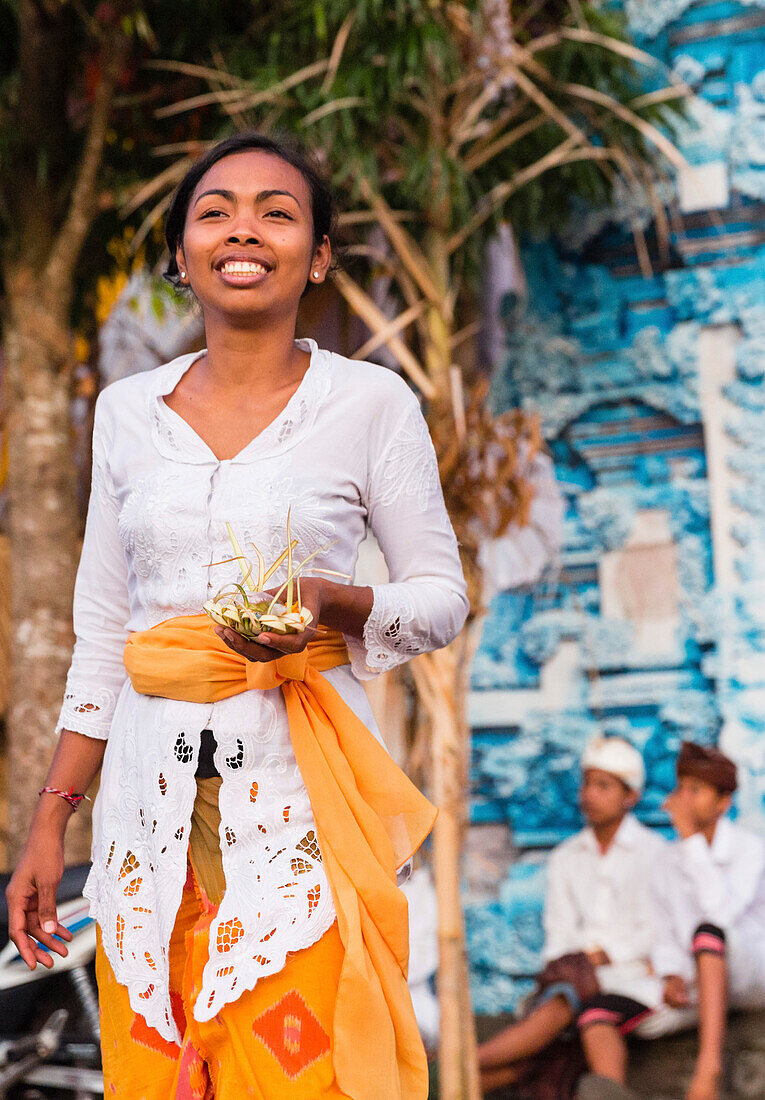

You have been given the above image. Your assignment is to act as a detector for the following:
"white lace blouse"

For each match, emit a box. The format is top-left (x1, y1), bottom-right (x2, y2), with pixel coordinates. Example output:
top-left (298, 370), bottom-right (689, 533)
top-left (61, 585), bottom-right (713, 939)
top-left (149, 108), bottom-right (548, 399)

top-left (58, 337), bottom-right (468, 1041)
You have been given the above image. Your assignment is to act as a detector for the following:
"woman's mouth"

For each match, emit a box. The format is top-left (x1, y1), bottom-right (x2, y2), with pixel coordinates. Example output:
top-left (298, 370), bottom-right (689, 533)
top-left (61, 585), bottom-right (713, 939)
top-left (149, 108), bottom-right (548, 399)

top-left (216, 260), bottom-right (271, 287)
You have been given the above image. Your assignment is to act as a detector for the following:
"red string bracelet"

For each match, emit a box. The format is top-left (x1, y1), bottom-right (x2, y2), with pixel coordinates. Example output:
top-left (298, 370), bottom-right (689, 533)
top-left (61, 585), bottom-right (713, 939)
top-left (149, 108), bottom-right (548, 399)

top-left (39, 786), bottom-right (90, 811)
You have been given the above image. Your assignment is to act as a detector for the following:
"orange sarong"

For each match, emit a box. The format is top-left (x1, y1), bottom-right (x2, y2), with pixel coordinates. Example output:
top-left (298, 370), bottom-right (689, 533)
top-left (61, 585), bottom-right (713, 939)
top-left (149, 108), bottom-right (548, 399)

top-left (97, 853), bottom-right (351, 1099)
top-left (122, 615), bottom-right (437, 1100)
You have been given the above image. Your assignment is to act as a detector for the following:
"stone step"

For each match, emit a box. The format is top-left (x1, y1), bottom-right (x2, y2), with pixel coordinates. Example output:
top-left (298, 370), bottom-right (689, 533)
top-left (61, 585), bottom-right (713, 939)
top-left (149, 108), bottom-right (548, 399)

top-left (476, 1010), bottom-right (765, 1100)
top-left (622, 1010), bottom-right (765, 1099)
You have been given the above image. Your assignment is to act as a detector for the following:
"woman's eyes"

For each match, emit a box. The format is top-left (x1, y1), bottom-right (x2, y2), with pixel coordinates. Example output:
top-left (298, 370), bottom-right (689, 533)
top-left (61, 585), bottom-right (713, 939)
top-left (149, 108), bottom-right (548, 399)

top-left (198, 209), bottom-right (293, 220)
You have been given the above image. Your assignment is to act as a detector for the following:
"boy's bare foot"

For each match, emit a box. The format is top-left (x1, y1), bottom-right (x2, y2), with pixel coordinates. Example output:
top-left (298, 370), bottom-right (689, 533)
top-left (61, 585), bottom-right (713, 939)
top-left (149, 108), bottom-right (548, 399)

top-left (685, 1062), bottom-right (720, 1100)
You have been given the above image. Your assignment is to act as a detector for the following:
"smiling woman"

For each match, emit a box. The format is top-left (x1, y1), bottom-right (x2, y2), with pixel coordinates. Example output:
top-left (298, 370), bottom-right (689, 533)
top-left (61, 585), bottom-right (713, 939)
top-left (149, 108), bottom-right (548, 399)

top-left (159, 136), bottom-right (337, 465)
top-left (6, 131), bottom-right (469, 1100)
top-left (163, 132), bottom-right (336, 302)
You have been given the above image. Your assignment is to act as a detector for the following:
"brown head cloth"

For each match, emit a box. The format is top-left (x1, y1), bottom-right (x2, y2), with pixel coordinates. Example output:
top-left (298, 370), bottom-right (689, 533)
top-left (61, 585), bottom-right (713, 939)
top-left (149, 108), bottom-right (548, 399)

top-left (677, 741), bottom-right (737, 794)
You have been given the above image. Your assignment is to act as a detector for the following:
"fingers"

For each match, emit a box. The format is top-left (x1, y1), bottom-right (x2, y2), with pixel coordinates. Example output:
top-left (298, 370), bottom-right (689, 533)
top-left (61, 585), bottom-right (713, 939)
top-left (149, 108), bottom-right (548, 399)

top-left (251, 633), bottom-right (290, 654)
top-left (6, 885), bottom-right (38, 970)
top-left (8, 921), bottom-right (41, 970)
top-left (214, 627), bottom-right (284, 662)
top-left (259, 617), bottom-right (317, 653)
top-left (258, 629), bottom-right (314, 654)
top-left (28, 912), bottom-right (72, 955)
top-left (37, 879), bottom-right (61, 938)
top-left (8, 905), bottom-right (56, 970)
top-left (28, 878), bottom-right (70, 963)
top-left (214, 625), bottom-right (311, 661)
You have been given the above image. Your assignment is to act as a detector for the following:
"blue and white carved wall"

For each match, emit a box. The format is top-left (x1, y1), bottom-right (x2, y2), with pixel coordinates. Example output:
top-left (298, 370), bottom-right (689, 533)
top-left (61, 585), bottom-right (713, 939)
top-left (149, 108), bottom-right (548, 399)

top-left (466, 0), bottom-right (765, 1015)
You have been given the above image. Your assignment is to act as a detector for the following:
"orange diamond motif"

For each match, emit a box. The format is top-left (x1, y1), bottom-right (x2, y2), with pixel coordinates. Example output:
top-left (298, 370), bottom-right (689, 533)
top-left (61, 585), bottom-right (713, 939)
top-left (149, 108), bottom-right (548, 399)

top-left (252, 989), bottom-right (330, 1079)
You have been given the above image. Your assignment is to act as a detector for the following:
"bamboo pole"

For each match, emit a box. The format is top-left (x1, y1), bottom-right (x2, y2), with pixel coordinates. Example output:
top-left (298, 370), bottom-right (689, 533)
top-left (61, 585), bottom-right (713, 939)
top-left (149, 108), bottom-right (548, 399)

top-left (460, 946), bottom-right (482, 1100)
top-left (458, 622), bottom-right (487, 1100)
top-left (411, 210), bottom-right (482, 1097)
top-left (412, 644), bottom-right (464, 1099)
top-left (412, 624), bottom-right (482, 1099)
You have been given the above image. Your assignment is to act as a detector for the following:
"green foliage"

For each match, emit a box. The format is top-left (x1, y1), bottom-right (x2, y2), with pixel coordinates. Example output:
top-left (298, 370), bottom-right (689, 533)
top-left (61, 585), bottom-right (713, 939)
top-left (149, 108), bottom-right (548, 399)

top-left (0, 1), bottom-right (260, 335)
top-left (182, 1), bottom-right (683, 295)
top-left (0, 0), bottom-right (686, 345)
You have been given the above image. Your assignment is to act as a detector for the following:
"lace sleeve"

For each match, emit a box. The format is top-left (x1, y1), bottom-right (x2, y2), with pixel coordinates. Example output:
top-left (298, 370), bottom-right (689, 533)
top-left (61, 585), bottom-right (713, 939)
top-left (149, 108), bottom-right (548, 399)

top-left (56, 394), bottom-right (131, 740)
top-left (346, 394), bottom-right (469, 679)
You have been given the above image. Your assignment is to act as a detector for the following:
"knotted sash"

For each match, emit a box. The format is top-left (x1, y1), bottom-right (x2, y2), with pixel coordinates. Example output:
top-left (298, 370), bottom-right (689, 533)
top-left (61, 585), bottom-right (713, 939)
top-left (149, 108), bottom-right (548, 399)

top-left (124, 614), bottom-right (436, 1100)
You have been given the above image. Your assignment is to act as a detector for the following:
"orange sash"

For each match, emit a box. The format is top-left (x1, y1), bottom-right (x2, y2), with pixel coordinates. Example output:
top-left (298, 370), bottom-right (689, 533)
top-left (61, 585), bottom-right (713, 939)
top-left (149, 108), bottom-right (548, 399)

top-left (124, 615), bottom-right (436, 1100)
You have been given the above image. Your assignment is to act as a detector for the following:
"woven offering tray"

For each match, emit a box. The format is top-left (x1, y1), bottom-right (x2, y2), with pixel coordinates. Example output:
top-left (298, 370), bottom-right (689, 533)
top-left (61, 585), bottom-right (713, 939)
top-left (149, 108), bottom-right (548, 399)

top-left (203, 511), bottom-right (345, 641)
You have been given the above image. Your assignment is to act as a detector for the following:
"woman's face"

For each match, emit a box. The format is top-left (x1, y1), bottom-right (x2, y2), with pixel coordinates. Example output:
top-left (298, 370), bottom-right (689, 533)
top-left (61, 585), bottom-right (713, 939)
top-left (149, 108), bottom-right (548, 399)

top-left (176, 149), bottom-right (330, 321)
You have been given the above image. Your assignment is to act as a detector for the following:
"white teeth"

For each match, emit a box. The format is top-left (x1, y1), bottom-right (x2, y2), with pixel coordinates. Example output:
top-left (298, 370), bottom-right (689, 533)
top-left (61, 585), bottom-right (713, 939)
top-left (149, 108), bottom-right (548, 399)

top-left (220, 261), bottom-right (267, 275)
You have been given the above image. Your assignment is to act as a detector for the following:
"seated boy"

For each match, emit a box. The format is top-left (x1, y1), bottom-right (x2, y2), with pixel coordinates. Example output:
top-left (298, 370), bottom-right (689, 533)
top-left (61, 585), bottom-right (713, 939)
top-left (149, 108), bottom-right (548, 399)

top-left (478, 736), bottom-right (663, 1096)
top-left (578, 741), bottom-right (765, 1100)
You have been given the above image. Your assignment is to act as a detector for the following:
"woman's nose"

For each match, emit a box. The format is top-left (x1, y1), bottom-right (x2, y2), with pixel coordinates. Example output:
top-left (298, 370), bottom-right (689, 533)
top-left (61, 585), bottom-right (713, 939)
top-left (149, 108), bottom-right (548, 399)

top-left (225, 230), bottom-right (262, 245)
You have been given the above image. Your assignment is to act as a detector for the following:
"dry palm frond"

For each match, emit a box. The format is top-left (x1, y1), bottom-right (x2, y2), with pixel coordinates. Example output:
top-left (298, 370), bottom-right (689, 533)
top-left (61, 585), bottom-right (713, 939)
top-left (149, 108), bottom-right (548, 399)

top-left (499, 61), bottom-right (590, 145)
top-left (551, 80), bottom-right (687, 169)
top-left (630, 85), bottom-right (691, 110)
top-left (448, 136), bottom-right (613, 252)
top-left (154, 87), bottom-right (258, 119)
top-left (336, 209), bottom-right (418, 227)
top-left (463, 115), bottom-right (547, 171)
top-left (299, 96), bottom-right (368, 128)
top-left (142, 59), bottom-right (250, 86)
top-left (351, 299), bottom-right (429, 361)
top-left (332, 270), bottom-right (437, 397)
top-left (130, 190), bottom-right (174, 252)
top-left (119, 157), bottom-right (195, 218)
top-left (357, 177), bottom-right (443, 306)
top-left (527, 25), bottom-right (683, 71)
top-left (428, 376), bottom-right (541, 611)
top-left (150, 141), bottom-right (211, 158)
top-left (320, 10), bottom-right (357, 94)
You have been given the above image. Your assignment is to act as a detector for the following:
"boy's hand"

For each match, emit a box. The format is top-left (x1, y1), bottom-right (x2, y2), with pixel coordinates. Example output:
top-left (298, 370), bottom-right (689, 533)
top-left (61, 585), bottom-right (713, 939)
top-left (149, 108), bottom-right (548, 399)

top-left (663, 790), bottom-right (697, 839)
top-left (586, 949), bottom-right (610, 968)
top-left (663, 974), bottom-right (690, 1007)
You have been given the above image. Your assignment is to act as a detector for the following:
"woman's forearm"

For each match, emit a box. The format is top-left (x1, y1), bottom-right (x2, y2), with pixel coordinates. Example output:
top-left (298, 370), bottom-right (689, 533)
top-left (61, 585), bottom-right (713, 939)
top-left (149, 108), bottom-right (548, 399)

top-left (30, 729), bottom-right (107, 839)
top-left (319, 580), bottom-right (373, 639)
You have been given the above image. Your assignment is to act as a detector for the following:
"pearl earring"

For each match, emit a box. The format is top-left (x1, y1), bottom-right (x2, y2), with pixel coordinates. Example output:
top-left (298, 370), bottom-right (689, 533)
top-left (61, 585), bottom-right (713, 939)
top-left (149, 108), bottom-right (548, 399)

top-left (180, 270), bottom-right (186, 279)
top-left (313, 271), bottom-right (319, 279)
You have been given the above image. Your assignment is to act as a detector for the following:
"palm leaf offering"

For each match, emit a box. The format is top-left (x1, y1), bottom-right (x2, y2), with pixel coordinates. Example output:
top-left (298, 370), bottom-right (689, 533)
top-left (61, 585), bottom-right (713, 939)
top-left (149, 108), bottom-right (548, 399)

top-left (202, 509), bottom-right (345, 641)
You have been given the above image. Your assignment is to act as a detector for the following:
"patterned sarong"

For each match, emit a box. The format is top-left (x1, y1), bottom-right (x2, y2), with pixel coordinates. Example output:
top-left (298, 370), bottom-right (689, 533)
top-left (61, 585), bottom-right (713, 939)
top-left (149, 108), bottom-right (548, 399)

top-left (96, 778), bottom-right (350, 1098)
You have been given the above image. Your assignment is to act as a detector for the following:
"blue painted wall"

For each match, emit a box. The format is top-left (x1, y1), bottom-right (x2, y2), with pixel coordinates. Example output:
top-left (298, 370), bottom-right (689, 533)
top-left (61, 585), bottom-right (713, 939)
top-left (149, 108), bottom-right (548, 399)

top-left (467, 0), bottom-right (765, 1014)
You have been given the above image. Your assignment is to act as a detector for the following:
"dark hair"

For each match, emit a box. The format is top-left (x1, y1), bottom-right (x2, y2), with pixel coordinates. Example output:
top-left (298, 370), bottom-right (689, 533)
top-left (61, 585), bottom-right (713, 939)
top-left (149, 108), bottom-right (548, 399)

top-left (163, 131), bottom-right (339, 294)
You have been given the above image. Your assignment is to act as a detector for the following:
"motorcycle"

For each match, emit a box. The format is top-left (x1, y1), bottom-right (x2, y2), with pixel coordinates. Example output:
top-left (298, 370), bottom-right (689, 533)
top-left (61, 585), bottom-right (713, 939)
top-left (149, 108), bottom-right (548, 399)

top-left (0, 864), bottom-right (102, 1099)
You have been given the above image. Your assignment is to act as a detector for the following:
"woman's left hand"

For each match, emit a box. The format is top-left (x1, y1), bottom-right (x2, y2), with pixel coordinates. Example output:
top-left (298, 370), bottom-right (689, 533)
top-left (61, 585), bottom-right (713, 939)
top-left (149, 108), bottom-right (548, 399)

top-left (213, 577), bottom-right (325, 663)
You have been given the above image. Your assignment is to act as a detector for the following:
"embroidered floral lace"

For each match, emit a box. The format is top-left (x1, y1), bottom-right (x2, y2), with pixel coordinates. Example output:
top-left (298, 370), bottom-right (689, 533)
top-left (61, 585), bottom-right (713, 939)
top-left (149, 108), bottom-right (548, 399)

top-left (57, 338), bottom-right (468, 1040)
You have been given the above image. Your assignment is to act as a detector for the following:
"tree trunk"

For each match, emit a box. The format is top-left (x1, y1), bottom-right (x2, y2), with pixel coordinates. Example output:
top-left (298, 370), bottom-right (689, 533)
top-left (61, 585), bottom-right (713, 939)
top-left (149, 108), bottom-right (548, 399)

top-left (0, 3), bottom-right (128, 868)
top-left (3, 270), bottom-right (89, 864)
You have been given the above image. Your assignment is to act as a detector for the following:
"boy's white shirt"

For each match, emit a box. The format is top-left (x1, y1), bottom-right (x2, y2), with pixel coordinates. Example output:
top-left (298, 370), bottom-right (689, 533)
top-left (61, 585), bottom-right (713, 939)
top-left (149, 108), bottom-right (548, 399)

top-left (650, 817), bottom-right (765, 990)
top-left (543, 813), bottom-right (665, 970)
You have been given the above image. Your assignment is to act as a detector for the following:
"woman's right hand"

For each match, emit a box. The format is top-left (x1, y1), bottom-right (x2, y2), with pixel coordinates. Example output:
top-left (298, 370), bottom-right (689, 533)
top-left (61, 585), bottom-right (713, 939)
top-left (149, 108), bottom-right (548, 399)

top-left (6, 830), bottom-right (73, 970)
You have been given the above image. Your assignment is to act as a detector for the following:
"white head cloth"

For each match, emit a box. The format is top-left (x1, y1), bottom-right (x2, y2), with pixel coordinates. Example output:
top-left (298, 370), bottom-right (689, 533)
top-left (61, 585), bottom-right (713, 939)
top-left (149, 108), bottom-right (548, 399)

top-left (581, 736), bottom-right (645, 793)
